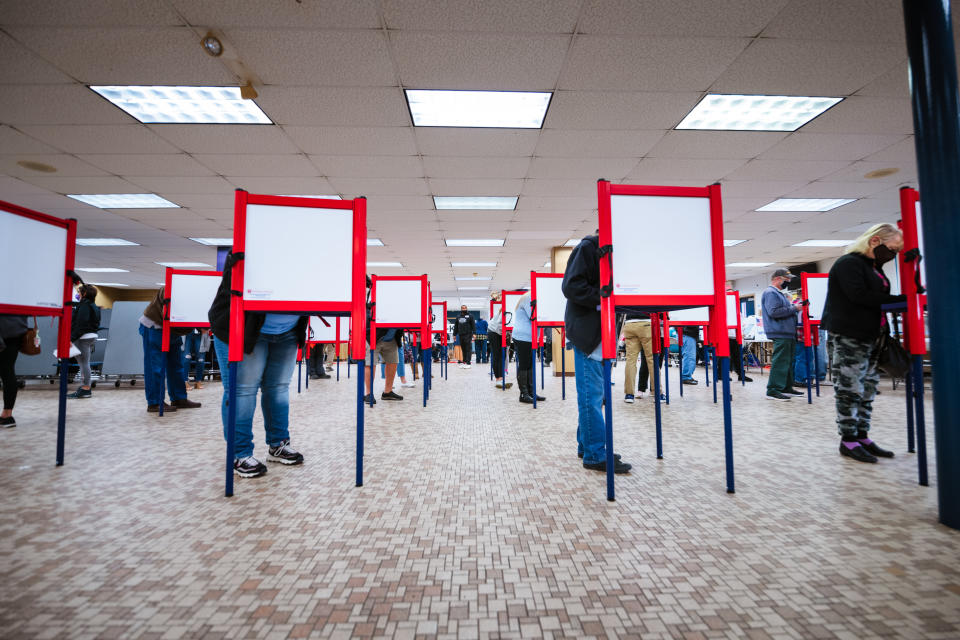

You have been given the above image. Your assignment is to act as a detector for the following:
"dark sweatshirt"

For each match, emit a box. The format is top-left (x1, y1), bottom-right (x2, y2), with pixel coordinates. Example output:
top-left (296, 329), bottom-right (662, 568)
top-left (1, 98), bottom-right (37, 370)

top-left (822, 253), bottom-right (906, 341)
top-left (562, 235), bottom-right (602, 354)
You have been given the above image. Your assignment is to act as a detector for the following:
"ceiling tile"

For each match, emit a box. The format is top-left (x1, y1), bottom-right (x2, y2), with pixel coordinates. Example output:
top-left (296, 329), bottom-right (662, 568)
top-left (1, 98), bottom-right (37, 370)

top-left (862, 137), bottom-right (917, 163)
top-left (415, 129), bottom-right (540, 157)
top-left (428, 178), bottom-right (524, 196)
top-left (382, 0), bottom-right (580, 32)
top-left (0, 85), bottom-right (133, 125)
top-left (227, 29), bottom-right (395, 86)
top-left (283, 126), bottom-right (418, 156)
top-left (723, 159), bottom-right (852, 182)
top-left (364, 195), bottom-right (435, 210)
top-left (18, 125), bottom-right (181, 154)
top-left (391, 32), bottom-right (570, 91)
top-left (193, 154), bottom-right (318, 177)
top-left (312, 155), bottom-right (424, 179)
top-left (534, 129), bottom-right (664, 158)
top-left (798, 97), bottom-right (914, 135)
top-left (125, 176), bottom-right (237, 194)
top-left (646, 131), bottom-right (787, 159)
top-left (760, 0), bottom-right (905, 43)
top-left (627, 157), bottom-right (745, 183)
top-left (170, 0), bottom-right (379, 28)
top-left (561, 36), bottom-right (749, 92)
top-left (517, 196), bottom-right (597, 211)
top-left (758, 133), bottom-right (908, 162)
top-left (0, 154), bottom-right (109, 178)
top-left (16, 175), bottom-right (146, 193)
top-left (545, 91), bottom-right (701, 129)
top-left (0, 31), bottom-right (74, 83)
top-left (328, 177), bottom-right (430, 196)
top-left (253, 87), bottom-right (410, 126)
top-left (78, 154), bottom-right (215, 177)
top-left (520, 179), bottom-right (597, 198)
top-left (227, 176), bottom-right (338, 196)
top-left (528, 157), bottom-right (638, 180)
top-left (825, 161), bottom-right (917, 184)
top-left (147, 125), bottom-right (300, 154)
top-left (578, 0), bottom-right (789, 36)
top-left (423, 157), bottom-right (531, 180)
top-left (0, 0), bottom-right (183, 26)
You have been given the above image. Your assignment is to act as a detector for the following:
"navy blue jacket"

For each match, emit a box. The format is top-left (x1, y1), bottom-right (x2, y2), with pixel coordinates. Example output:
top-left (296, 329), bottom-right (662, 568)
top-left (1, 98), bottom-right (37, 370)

top-left (562, 235), bottom-right (601, 354)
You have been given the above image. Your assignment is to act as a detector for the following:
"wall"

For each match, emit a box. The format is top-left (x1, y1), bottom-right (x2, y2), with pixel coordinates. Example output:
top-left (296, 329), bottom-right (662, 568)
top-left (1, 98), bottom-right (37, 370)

top-left (550, 246), bottom-right (574, 376)
top-left (92, 286), bottom-right (157, 310)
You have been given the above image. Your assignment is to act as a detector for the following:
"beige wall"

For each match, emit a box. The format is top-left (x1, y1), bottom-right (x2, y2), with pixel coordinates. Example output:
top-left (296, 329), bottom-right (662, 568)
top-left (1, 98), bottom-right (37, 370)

top-left (550, 246), bottom-right (574, 376)
top-left (92, 286), bottom-right (157, 310)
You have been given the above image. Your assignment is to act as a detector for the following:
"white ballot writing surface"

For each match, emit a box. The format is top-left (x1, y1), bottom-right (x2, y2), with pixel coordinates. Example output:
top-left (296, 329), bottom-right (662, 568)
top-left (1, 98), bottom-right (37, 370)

top-left (726, 293), bottom-right (739, 329)
top-left (431, 305), bottom-right (445, 331)
top-left (916, 202), bottom-right (926, 287)
top-left (169, 273), bottom-right (220, 324)
top-left (503, 292), bottom-right (524, 327)
top-left (807, 277), bottom-right (829, 322)
top-left (670, 306), bottom-right (710, 323)
top-left (309, 316), bottom-right (348, 342)
top-left (0, 210), bottom-right (67, 309)
top-left (610, 195), bottom-right (714, 296)
top-left (243, 204), bottom-right (353, 304)
top-left (535, 278), bottom-right (566, 323)
top-left (376, 280), bottom-right (423, 325)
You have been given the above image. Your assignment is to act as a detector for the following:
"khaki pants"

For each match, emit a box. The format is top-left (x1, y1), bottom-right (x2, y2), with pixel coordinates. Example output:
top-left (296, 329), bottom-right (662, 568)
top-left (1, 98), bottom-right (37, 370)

top-left (622, 321), bottom-right (655, 394)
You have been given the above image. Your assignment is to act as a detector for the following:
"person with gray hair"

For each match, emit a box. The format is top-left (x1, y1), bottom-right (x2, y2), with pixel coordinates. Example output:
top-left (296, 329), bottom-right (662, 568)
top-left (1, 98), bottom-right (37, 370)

top-left (761, 268), bottom-right (805, 401)
top-left (822, 223), bottom-right (906, 463)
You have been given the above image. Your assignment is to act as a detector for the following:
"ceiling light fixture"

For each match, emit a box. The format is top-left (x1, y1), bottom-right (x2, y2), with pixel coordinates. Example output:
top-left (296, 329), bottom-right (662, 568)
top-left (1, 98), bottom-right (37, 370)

top-left (451, 262), bottom-right (497, 267)
top-left (676, 94), bottom-right (842, 132)
top-left (791, 239), bottom-right (853, 247)
top-left (723, 240), bottom-right (748, 247)
top-left (367, 238), bottom-right (384, 247)
top-left (434, 196), bottom-right (518, 210)
top-left (727, 262), bottom-right (774, 268)
top-left (445, 239), bottom-right (505, 247)
top-left (68, 193), bottom-right (179, 209)
top-left (756, 198), bottom-right (855, 212)
top-left (367, 262), bottom-right (403, 268)
top-left (89, 86), bottom-right (273, 124)
top-left (563, 239), bottom-right (580, 247)
top-left (406, 89), bottom-right (551, 128)
top-left (455, 276), bottom-right (492, 281)
top-left (201, 33), bottom-right (223, 57)
top-left (87, 282), bottom-right (129, 287)
top-left (189, 237), bottom-right (234, 246)
top-left (76, 238), bottom-right (140, 246)
top-left (155, 262), bottom-right (212, 268)
top-left (75, 267), bottom-right (129, 273)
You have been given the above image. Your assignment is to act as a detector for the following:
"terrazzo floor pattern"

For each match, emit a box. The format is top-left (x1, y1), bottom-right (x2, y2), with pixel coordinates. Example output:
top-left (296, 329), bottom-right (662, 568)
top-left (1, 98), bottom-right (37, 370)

top-left (0, 359), bottom-right (957, 639)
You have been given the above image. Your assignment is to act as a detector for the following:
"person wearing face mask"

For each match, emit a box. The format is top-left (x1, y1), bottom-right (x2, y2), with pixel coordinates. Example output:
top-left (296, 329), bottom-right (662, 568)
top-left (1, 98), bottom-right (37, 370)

top-left (455, 305), bottom-right (475, 369)
top-left (761, 269), bottom-right (806, 401)
top-left (821, 223), bottom-right (906, 464)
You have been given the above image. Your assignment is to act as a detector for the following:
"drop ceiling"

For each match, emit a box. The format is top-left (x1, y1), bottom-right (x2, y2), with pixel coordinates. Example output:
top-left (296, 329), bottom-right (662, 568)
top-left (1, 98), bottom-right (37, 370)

top-left (0, 0), bottom-right (939, 299)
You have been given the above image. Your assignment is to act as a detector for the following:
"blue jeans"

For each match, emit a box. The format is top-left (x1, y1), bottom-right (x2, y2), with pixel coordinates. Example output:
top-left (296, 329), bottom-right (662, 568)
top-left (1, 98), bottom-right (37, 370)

top-left (475, 338), bottom-right (488, 363)
top-left (794, 337), bottom-right (827, 383)
top-left (139, 324), bottom-right (188, 406)
top-left (182, 332), bottom-right (205, 382)
top-left (213, 331), bottom-right (298, 460)
top-left (680, 334), bottom-right (697, 380)
top-left (574, 346), bottom-right (606, 464)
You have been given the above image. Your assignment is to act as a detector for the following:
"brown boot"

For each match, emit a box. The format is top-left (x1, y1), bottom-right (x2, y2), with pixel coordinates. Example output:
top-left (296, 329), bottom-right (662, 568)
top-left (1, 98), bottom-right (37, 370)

top-left (171, 398), bottom-right (201, 409)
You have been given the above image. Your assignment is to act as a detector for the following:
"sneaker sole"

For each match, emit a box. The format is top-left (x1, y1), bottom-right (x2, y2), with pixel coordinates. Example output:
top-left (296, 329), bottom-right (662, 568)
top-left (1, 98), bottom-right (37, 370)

top-left (624, 399), bottom-right (634, 404)
top-left (765, 395), bottom-right (790, 401)
top-left (234, 468), bottom-right (267, 477)
top-left (266, 455), bottom-right (303, 465)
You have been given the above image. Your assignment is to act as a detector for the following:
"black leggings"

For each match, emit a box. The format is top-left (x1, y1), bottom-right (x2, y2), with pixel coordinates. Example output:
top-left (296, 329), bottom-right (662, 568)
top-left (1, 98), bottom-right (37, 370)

top-left (459, 336), bottom-right (473, 364)
top-left (0, 338), bottom-right (23, 410)
top-left (489, 332), bottom-right (503, 378)
top-left (515, 339), bottom-right (533, 371)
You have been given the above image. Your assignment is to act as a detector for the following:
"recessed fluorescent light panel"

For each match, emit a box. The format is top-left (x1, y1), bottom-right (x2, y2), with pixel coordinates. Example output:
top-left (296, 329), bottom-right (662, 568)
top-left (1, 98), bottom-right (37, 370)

top-left (367, 238), bottom-right (384, 247)
top-left (406, 90), bottom-right (551, 128)
top-left (190, 238), bottom-right (234, 246)
top-left (455, 277), bottom-right (492, 281)
top-left (792, 240), bottom-right (852, 247)
top-left (434, 196), bottom-right (518, 210)
top-left (155, 262), bottom-right (211, 268)
top-left (543, 262), bottom-right (551, 268)
top-left (727, 262), bottom-right (774, 268)
top-left (88, 282), bottom-right (129, 287)
top-left (445, 239), bottom-right (505, 247)
top-left (757, 198), bottom-right (856, 212)
top-left (451, 262), bottom-right (496, 267)
top-left (723, 240), bottom-right (747, 247)
top-left (89, 86), bottom-right (272, 124)
top-left (676, 94), bottom-right (843, 132)
top-left (367, 262), bottom-right (403, 268)
top-left (76, 238), bottom-right (140, 246)
top-left (76, 267), bottom-right (129, 273)
top-left (563, 239), bottom-right (580, 247)
top-left (68, 194), bottom-right (179, 209)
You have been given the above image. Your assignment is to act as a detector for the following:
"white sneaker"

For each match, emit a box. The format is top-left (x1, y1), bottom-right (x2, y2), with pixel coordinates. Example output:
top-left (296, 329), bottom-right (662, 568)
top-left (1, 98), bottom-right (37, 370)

top-left (463, 364), bottom-right (471, 369)
top-left (636, 391), bottom-right (646, 399)
top-left (401, 382), bottom-right (416, 388)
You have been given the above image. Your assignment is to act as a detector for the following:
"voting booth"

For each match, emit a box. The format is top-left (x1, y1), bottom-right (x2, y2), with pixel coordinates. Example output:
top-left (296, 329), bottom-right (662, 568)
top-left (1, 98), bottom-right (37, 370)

top-left (598, 181), bottom-right (734, 500)
top-left (498, 289), bottom-right (526, 391)
top-left (431, 300), bottom-right (448, 380)
top-left (799, 273), bottom-right (828, 403)
top-left (531, 272), bottom-right (567, 400)
top-left (0, 200), bottom-right (76, 465)
top-left (489, 298), bottom-right (504, 381)
top-left (227, 191), bottom-right (367, 495)
top-left (898, 186), bottom-right (929, 486)
top-left (369, 274), bottom-right (431, 407)
top-left (308, 315), bottom-right (350, 381)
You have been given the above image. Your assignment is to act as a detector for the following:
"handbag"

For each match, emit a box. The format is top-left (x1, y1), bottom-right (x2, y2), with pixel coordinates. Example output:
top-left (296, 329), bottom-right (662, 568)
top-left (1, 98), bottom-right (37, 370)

top-left (19, 317), bottom-right (41, 356)
top-left (877, 332), bottom-right (910, 378)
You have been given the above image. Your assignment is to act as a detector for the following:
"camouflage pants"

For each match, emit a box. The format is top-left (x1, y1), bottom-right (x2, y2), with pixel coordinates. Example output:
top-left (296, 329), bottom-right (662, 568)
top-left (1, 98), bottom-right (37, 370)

top-left (828, 333), bottom-right (881, 437)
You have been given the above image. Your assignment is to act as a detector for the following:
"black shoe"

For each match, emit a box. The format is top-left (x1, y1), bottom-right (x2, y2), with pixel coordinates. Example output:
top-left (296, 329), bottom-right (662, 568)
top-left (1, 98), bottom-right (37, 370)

top-left (0, 416), bottom-right (15, 428)
top-left (519, 394), bottom-right (534, 404)
top-left (68, 388), bottom-right (92, 399)
top-left (267, 440), bottom-right (304, 465)
top-left (765, 391), bottom-right (790, 401)
top-left (859, 439), bottom-right (894, 458)
top-left (171, 398), bottom-right (201, 408)
top-left (234, 456), bottom-right (268, 478)
top-left (840, 442), bottom-right (877, 463)
top-left (578, 451), bottom-right (621, 460)
top-left (682, 378), bottom-right (698, 385)
top-left (363, 394), bottom-right (377, 405)
top-left (381, 391), bottom-right (403, 401)
top-left (583, 458), bottom-right (632, 474)
top-left (535, 394), bottom-right (546, 401)
top-left (317, 372), bottom-right (331, 379)
top-left (147, 403), bottom-right (177, 413)
top-left (309, 374), bottom-right (321, 380)
top-left (783, 388), bottom-right (805, 396)
top-left (739, 375), bottom-right (753, 382)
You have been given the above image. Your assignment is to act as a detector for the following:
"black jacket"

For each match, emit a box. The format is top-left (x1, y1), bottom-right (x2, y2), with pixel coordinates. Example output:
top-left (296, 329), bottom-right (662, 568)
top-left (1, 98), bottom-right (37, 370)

top-left (822, 253), bottom-right (906, 341)
top-left (681, 325), bottom-right (700, 340)
top-left (562, 235), bottom-right (602, 354)
top-left (208, 252), bottom-right (308, 355)
top-left (454, 311), bottom-right (475, 337)
top-left (71, 299), bottom-right (101, 342)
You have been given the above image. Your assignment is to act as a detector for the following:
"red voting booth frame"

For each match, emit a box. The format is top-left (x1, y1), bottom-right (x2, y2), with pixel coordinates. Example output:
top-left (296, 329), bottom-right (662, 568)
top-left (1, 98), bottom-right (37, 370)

top-left (306, 316), bottom-right (351, 382)
top-left (431, 300), bottom-right (449, 381)
top-left (530, 272), bottom-right (567, 400)
top-left (897, 186), bottom-right (929, 486)
top-left (597, 181), bottom-right (733, 500)
top-left (0, 200), bottom-right (76, 466)
top-left (226, 191), bottom-right (367, 496)
top-left (489, 298), bottom-right (505, 381)
top-left (368, 274), bottom-right (432, 407)
top-left (800, 274), bottom-right (828, 404)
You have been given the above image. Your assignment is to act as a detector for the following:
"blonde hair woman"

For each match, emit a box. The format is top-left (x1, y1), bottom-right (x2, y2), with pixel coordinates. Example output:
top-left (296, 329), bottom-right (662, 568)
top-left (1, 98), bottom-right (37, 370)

top-left (821, 223), bottom-right (906, 463)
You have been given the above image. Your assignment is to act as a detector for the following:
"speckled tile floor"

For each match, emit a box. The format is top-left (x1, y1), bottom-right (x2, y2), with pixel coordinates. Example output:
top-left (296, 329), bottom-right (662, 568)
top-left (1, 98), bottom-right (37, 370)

top-left (0, 360), bottom-right (957, 639)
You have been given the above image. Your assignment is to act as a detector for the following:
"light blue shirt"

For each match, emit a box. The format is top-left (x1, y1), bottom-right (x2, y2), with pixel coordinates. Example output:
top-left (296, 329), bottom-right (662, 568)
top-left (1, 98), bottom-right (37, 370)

top-left (511, 293), bottom-right (533, 343)
top-left (260, 313), bottom-right (299, 335)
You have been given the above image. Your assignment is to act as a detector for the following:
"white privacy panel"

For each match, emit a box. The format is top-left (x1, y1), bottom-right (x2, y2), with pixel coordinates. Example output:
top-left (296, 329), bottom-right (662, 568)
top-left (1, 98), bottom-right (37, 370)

top-left (726, 293), bottom-right (739, 329)
top-left (669, 306), bottom-right (710, 323)
top-left (503, 292), bottom-right (524, 327)
top-left (309, 315), bottom-right (348, 342)
top-left (806, 277), bottom-right (829, 322)
top-left (242, 203), bottom-right (353, 304)
top-left (375, 279), bottom-right (423, 325)
top-left (169, 273), bottom-right (221, 324)
top-left (535, 277), bottom-right (566, 323)
top-left (0, 210), bottom-right (67, 310)
top-left (916, 202), bottom-right (926, 287)
top-left (610, 195), bottom-right (714, 296)
top-left (431, 305), bottom-right (445, 331)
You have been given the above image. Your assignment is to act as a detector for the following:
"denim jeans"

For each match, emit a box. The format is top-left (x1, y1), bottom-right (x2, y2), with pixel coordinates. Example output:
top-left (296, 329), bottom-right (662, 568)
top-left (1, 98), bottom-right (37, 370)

top-left (475, 338), bottom-right (488, 363)
top-left (574, 346), bottom-right (606, 464)
top-left (139, 324), bottom-right (187, 406)
top-left (182, 331), bottom-right (205, 382)
top-left (680, 334), bottom-right (697, 380)
top-left (213, 331), bottom-right (298, 460)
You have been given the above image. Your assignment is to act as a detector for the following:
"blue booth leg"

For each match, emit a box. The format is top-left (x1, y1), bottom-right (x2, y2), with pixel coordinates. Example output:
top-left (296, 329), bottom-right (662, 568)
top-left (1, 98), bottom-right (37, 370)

top-left (603, 359), bottom-right (615, 502)
top-left (55, 359), bottom-right (69, 465)
top-left (653, 353), bottom-right (663, 459)
top-left (356, 359), bottom-right (365, 487)
top-left (720, 357), bottom-right (735, 494)
top-left (225, 362), bottom-right (237, 497)
top-left (914, 355), bottom-right (928, 487)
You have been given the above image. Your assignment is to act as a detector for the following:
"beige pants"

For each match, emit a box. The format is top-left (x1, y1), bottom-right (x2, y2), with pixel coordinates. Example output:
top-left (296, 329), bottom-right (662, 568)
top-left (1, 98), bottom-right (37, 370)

top-left (622, 320), bottom-right (655, 393)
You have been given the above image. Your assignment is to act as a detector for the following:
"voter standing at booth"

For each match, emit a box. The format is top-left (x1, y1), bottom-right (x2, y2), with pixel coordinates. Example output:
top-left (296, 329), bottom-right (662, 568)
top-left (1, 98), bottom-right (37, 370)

top-left (139, 287), bottom-right (201, 414)
top-left (761, 269), bottom-right (805, 401)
